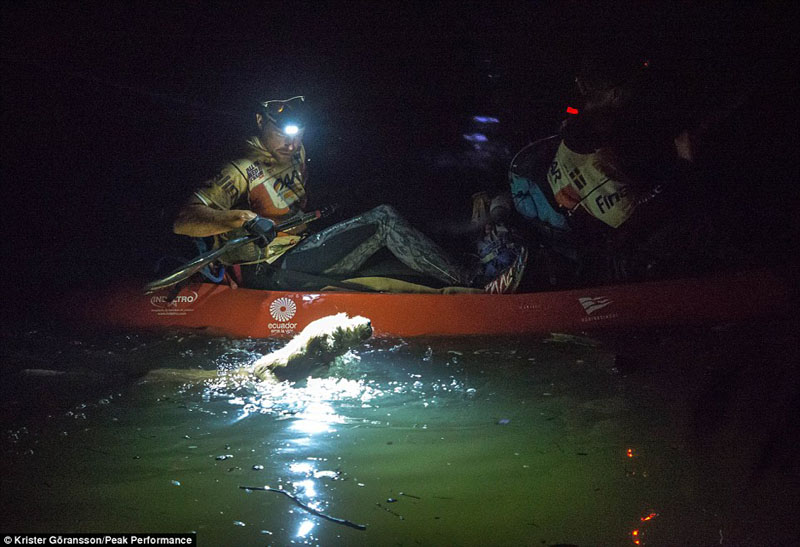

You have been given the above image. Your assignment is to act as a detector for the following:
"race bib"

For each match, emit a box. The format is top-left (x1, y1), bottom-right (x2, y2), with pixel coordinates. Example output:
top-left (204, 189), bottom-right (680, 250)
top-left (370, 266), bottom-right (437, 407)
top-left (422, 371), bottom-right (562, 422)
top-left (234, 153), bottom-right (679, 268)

top-left (547, 141), bottom-right (636, 228)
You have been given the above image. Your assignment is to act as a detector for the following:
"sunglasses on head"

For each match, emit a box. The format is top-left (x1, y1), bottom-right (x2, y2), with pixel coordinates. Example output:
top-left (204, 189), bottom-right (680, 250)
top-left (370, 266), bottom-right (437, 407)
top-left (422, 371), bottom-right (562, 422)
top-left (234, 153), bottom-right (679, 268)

top-left (261, 96), bottom-right (306, 136)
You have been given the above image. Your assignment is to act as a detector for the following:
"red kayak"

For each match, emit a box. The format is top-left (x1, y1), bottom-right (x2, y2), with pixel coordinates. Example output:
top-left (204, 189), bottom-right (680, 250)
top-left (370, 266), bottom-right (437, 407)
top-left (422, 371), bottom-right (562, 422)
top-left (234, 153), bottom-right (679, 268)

top-left (62, 269), bottom-right (790, 338)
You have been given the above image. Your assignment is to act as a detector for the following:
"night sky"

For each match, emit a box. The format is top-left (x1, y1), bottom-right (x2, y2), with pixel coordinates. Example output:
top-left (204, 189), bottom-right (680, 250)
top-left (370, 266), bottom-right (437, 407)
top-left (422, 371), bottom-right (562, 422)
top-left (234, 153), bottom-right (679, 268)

top-left (2, 2), bottom-right (797, 304)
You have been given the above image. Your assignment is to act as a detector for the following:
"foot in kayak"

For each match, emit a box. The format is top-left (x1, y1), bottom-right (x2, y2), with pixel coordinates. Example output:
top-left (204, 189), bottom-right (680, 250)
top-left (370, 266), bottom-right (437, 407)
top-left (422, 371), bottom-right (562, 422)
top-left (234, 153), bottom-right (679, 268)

top-left (483, 246), bottom-right (529, 294)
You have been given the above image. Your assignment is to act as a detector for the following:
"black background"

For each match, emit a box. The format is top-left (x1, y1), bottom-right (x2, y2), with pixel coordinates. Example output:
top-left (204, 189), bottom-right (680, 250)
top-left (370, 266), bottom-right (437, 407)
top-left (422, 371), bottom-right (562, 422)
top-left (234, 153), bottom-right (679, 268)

top-left (2, 1), bottom-right (797, 299)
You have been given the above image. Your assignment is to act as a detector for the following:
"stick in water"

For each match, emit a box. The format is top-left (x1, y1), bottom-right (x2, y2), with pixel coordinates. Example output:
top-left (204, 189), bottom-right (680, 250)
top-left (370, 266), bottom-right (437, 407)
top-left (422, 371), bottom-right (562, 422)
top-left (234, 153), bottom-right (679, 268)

top-left (239, 485), bottom-right (367, 531)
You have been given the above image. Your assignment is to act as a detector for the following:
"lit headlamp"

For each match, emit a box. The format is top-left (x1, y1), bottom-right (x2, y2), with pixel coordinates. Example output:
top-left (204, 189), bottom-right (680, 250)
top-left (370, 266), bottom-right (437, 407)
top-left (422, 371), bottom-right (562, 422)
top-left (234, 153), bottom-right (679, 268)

top-left (261, 96), bottom-right (306, 135)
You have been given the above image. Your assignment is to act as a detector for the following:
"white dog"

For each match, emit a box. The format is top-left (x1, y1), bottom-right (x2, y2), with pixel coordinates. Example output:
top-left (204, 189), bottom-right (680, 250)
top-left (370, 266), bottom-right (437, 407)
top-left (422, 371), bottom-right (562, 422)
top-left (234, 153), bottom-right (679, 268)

top-left (249, 313), bottom-right (372, 381)
top-left (140, 314), bottom-right (372, 384)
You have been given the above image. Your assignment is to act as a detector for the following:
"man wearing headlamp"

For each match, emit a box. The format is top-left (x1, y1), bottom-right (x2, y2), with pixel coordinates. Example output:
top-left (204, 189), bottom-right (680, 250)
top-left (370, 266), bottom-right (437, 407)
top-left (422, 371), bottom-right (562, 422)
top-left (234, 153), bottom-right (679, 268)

top-left (174, 96), bottom-right (489, 291)
top-left (173, 96), bottom-right (310, 283)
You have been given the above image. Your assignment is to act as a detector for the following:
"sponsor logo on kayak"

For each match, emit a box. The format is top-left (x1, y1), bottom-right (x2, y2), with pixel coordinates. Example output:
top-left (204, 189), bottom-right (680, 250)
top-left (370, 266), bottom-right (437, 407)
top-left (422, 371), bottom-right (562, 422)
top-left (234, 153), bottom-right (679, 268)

top-left (578, 296), bottom-right (618, 323)
top-left (269, 297), bottom-right (299, 335)
top-left (149, 291), bottom-right (198, 316)
top-left (270, 298), bottom-right (297, 321)
top-left (579, 296), bottom-right (612, 315)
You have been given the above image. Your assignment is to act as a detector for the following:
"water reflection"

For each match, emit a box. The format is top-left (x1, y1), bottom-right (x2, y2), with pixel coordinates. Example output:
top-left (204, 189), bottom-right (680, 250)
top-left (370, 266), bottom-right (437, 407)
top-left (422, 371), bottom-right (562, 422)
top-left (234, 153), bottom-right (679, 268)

top-left (208, 373), bottom-right (391, 540)
top-left (289, 461), bottom-right (315, 475)
top-left (232, 377), bottom-right (381, 419)
top-left (293, 479), bottom-right (317, 499)
top-left (296, 519), bottom-right (315, 538)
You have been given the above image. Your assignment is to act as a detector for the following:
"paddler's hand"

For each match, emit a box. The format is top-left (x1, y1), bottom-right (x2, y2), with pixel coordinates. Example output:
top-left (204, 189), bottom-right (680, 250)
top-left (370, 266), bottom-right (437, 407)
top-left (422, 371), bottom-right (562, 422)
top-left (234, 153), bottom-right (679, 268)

top-left (243, 215), bottom-right (277, 247)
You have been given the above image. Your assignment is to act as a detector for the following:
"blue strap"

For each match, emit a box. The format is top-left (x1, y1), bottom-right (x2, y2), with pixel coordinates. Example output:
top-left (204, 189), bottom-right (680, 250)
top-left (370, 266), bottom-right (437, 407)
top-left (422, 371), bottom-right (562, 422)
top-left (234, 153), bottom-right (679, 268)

top-left (152, 239), bottom-right (227, 283)
top-left (193, 238), bottom-right (225, 282)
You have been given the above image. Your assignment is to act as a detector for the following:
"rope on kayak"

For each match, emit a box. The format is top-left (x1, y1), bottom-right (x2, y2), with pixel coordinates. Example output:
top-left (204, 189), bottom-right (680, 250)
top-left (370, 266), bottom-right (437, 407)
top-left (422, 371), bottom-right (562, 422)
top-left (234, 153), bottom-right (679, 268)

top-left (239, 485), bottom-right (367, 531)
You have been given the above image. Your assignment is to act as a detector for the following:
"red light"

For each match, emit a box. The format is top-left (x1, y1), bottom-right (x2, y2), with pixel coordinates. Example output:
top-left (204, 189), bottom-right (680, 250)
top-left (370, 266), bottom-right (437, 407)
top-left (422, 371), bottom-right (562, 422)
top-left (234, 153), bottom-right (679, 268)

top-left (641, 512), bottom-right (657, 521)
top-left (626, 448), bottom-right (634, 458)
top-left (566, 106), bottom-right (579, 115)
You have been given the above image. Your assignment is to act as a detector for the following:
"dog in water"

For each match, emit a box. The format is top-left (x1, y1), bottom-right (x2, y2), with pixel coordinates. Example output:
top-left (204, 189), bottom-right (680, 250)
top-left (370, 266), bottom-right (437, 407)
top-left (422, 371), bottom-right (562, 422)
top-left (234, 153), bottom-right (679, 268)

top-left (139, 313), bottom-right (372, 384)
top-left (249, 313), bottom-right (372, 381)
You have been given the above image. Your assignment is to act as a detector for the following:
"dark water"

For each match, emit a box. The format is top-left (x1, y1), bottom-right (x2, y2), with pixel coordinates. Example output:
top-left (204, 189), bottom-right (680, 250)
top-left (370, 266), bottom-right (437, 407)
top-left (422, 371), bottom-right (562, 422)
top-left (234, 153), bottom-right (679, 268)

top-left (2, 320), bottom-right (798, 545)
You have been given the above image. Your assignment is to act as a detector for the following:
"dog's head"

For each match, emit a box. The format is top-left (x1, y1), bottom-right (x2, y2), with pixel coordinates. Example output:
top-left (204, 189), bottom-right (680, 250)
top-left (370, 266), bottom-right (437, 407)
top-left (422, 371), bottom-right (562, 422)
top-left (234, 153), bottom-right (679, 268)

top-left (329, 315), bottom-right (373, 350)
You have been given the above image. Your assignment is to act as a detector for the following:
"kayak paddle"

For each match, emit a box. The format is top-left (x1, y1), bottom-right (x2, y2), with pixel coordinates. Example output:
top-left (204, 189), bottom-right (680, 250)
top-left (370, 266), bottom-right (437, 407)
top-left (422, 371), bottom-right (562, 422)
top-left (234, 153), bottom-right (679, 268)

top-left (144, 208), bottom-right (331, 294)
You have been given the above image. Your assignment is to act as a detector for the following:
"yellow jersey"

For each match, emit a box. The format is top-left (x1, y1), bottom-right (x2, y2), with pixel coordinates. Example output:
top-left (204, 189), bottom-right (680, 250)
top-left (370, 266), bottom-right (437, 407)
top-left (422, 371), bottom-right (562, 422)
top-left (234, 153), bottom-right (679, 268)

top-left (193, 137), bottom-right (308, 264)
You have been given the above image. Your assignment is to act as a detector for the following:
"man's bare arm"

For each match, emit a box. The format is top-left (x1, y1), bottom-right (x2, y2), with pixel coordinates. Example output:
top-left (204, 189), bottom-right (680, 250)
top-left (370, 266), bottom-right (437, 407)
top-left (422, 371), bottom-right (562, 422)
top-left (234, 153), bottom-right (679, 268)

top-left (173, 198), bottom-right (257, 237)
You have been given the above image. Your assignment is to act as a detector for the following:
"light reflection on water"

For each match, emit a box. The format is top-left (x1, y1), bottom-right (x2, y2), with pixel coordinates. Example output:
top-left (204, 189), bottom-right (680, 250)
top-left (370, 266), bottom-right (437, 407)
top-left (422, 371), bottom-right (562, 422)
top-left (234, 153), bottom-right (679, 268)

top-left (1, 326), bottom-right (798, 545)
top-left (296, 518), bottom-right (315, 538)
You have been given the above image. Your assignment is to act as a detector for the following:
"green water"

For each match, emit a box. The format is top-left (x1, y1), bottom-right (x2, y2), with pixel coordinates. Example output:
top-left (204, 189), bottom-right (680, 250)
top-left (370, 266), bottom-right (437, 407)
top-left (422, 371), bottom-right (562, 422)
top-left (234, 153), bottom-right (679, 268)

top-left (1, 323), bottom-right (798, 546)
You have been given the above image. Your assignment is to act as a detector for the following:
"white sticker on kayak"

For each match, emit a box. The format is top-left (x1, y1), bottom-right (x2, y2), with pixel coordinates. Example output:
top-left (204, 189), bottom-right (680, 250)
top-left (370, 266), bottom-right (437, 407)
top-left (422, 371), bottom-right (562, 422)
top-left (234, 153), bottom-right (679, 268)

top-left (578, 296), bottom-right (612, 315)
top-left (578, 296), bottom-right (619, 323)
top-left (268, 297), bottom-right (298, 335)
top-left (150, 291), bottom-right (198, 316)
top-left (269, 297), bottom-right (297, 321)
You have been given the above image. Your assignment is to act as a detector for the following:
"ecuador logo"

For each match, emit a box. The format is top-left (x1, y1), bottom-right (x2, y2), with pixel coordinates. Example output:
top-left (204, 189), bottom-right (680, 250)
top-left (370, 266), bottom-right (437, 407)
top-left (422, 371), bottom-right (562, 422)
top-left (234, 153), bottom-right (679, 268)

top-left (269, 297), bottom-right (297, 322)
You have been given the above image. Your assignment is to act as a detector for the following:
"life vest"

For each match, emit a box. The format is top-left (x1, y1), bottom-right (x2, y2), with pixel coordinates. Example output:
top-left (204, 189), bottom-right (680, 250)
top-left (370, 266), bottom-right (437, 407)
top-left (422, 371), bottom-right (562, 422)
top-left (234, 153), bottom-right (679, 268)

top-left (193, 138), bottom-right (308, 264)
top-left (546, 141), bottom-right (639, 229)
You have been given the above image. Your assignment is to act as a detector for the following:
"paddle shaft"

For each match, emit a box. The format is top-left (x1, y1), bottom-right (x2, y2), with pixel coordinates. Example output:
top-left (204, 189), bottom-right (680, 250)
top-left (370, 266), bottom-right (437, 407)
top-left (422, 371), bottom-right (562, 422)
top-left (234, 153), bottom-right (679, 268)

top-left (144, 209), bottom-right (324, 294)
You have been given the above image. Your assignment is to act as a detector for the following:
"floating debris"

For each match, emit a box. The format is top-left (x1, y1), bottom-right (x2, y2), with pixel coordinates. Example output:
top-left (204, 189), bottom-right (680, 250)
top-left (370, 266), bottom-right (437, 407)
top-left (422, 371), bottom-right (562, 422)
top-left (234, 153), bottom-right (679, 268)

top-left (544, 333), bottom-right (602, 347)
top-left (20, 369), bottom-right (66, 377)
top-left (171, 480), bottom-right (181, 486)
top-left (216, 454), bottom-right (234, 460)
top-left (252, 465), bottom-right (265, 471)
top-left (313, 470), bottom-right (341, 480)
top-left (377, 502), bottom-right (404, 519)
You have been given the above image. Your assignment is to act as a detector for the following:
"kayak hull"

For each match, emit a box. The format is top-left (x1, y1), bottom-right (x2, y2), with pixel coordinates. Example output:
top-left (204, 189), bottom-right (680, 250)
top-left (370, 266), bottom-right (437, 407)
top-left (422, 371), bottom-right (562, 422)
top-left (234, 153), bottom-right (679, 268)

top-left (62, 269), bottom-right (791, 338)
